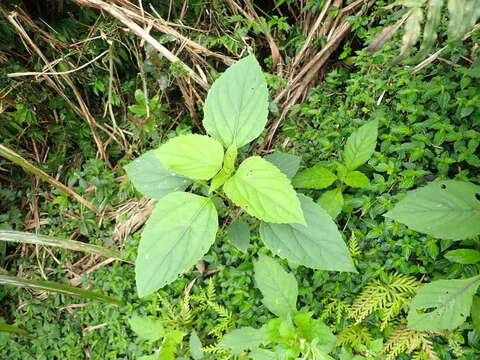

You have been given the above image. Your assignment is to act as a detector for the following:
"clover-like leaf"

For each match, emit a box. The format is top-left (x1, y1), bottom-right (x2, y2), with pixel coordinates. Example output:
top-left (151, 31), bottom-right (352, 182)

top-left (203, 55), bottom-right (269, 148)
top-left (135, 192), bottom-right (218, 297)
top-left (125, 150), bottom-right (192, 199)
top-left (155, 134), bottom-right (224, 180)
top-left (260, 194), bottom-right (355, 272)
top-left (385, 180), bottom-right (480, 240)
top-left (224, 156), bottom-right (305, 225)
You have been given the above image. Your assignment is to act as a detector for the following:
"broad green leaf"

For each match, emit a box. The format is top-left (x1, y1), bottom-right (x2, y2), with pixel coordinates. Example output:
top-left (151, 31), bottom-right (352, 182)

top-left (254, 254), bottom-right (298, 317)
top-left (227, 219), bottom-right (250, 252)
top-left (203, 55), bottom-right (269, 148)
top-left (138, 355), bottom-right (158, 360)
top-left (154, 134), bottom-right (224, 180)
top-left (189, 331), bottom-right (204, 360)
top-left (445, 249), bottom-right (480, 265)
top-left (472, 296), bottom-right (480, 334)
top-left (224, 156), bottom-right (305, 225)
top-left (407, 276), bottom-right (480, 331)
top-left (0, 275), bottom-right (121, 305)
top-left (136, 192), bottom-right (218, 297)
top-left (396, 7), bottom-right (423, 62)
top-left (292, 165), bottom-right (337, 189)
top-left (317, 188), bottom-right (344, 219)
top-left (260, 194), bottom-right (355, 272)
top-left (219, 327), bottom-right (267, 355)
top-left (385, 180), bottom-right (480, 240)
top-left (129, 316), bottom-right (164, 341)
top-left (0, 322), bottom-right (31, 338)
top-left (125, 150), bottom-right (192, 199)
top-left (0, 230), bottom-right (120, 259)
top-left (265, 152), bottom-right (302, 180)
top-left (344, 171), bottom-right (370, 188)
top-left (248, 348), bottom-right (276, 360)
top-left (447, 0), bottom-right (480, 42)
top-left (343, 120), bottom-right (378, 170)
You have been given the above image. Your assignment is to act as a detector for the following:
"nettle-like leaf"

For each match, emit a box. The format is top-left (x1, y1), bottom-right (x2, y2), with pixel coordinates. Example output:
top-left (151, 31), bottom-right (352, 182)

top-left (136, 192), bottom-right (218, 297)
top-left (260, 194), bottom-right (355, 272)
top-left (155, 134), bottom-right (224, 180)
top-left (385, 180), bottom-right (480, 240)
top-left (343, 120), bottom-right (378, 170)
top-left (408, 276), bottom-right (480, 331)
top-left (317, 188), bottom-right (344, 219)
top-left (292, 166), bottom-right (337, 189)
top-left (265, 152), bottom-right (302, 180)
top-left (254, 254), bottom-right (298, 318)
top-left (224, 156), bottom-right (305, 225)
top-left (444, 249), bottom-right (480, 265)
top-left (129, 316), bottom-right (164, 341)
top-left (344, 170), bottom-right (370, 188)
top-left (219, 327), bottom-right (267, 355)
top-left (227, 219), bottom-right (250, 253)
top-left (203, 55), bottom-right (268, 149)
top-left (125, 150), bottom-right (192, 199)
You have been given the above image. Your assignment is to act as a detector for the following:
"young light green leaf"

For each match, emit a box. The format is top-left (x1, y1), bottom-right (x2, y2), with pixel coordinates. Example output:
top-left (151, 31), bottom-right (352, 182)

top-left (265, 152), bottom-right (302, 180)
top-left (189, 331), bottom-right (204, 360)
top-left (444, 249), bottom-right (480, 265)
top-left (129, 316), bottom-right (164, 341)
top-left (223, 143), bottom-right (238, 175)
top-left (254, 254), bottom-right (298, 318)
top-left (407, 276), bottom-right (480, 331)
top-left (292, 165), bottom-right (337, 189)
top-left (125, 150), bottom-right (192, 199)
top-left (135, 192), bottom-right (218, 297)
top-left (224, 156), bottom-right (305, 225)
top-left (248, 348), bottom-right (276, 360)
top-left (343, 120), bottom-right (378, 170)
top-left (209, 169), bottom-right (231, 193)
top-left (219, 327), bottom-right (267, 355)
top-left (227, 219), bottom-right (250, 253)
top-left (203, 55), bottom-right (269, 148)
top-left (344, 171), bottom-right (370, 188)
top-left (154, 134), bottom-right (224, 180)
top-left (471, 296), bottom-right (480, 334)
top-left (317, 188), bottom-right (344, 219)
top-left (395, 7), bottom-right (423, 63)
top-left (260, 194), bottom-right (355, 272)
top-left (385, 180), bottom-right (480, 240)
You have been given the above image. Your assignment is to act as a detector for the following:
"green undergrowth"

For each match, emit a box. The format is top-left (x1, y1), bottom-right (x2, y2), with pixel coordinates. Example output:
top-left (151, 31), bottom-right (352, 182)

top-left (1, 8), bottom-right (480, 360)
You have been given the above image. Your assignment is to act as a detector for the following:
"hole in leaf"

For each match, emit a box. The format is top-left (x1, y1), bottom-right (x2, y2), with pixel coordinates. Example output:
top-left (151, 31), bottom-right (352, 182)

top-left (440, 184), bottom-right (447, 189)
top-left (476, 193), bottom-right (480, 202)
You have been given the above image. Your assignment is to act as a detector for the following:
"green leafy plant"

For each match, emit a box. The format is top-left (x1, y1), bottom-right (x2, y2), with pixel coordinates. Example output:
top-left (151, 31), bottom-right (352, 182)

top-left (292, 120), bottom-right (378, 218)
top-left (218, 254), bottom-right (338, 359)
top-left (386, 180), bottom-right (480, 331)
top-left (129, 279), bottom-right (234, 360)
top-left (125, 55), bottom-right (355, 297)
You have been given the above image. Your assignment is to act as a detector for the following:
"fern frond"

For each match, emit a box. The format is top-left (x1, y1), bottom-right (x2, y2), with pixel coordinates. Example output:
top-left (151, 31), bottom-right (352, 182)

top-left (207, 278), bottom-right (216, 301)
top-left (338, 324), bottom-right (373, 348)
top-left (157, 295), bottom-right (177, 321)
top-left (349, 272), bottom-right (420, 329)
top-left (202, 344), bottom-right (230, 355)
top-left (439, 331), bottom-right (464, 358)
top-left (348, 233), bottom-right (361, 261)
top-left (320, 297), bottom-right (349, 330)
top-left (382, 325), bottom-right (440, 360)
